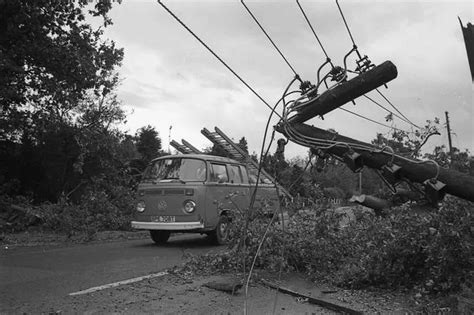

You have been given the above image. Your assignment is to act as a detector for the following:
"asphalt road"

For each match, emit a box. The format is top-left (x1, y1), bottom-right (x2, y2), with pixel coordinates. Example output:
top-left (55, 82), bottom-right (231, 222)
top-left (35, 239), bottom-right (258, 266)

top-left (0, 234), bottom-right (222, 313)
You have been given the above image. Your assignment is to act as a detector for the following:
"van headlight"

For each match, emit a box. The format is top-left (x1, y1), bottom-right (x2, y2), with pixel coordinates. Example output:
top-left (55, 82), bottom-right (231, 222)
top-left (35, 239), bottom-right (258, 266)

top-left (136, 200), bottom-right (146, 213)
top-left (183, 200), bottom-right (196, 213)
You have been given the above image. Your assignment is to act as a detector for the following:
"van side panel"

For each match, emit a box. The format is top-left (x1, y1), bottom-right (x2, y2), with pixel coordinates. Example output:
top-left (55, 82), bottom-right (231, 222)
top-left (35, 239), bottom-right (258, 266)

top-left (204, 183), bottom-right (251, 227)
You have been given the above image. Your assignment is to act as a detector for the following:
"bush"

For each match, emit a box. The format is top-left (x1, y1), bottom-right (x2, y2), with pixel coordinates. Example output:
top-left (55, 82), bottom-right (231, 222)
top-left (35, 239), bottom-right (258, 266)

top-left (1, 177), bottom-right (136, 239)
top-left (336, 197), bottom-right (473, 293)
top-left (185, 197), bottom-right (473, 295)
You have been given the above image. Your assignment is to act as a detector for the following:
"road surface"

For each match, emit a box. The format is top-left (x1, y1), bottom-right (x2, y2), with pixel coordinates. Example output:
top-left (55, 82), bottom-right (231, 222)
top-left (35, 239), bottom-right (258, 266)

top-left (0, 234), bottom-right (221, 313)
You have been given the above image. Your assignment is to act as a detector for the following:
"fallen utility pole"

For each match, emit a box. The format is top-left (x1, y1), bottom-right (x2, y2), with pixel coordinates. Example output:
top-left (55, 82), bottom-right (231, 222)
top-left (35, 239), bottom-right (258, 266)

top-left (288, 61), bottom-right (398, 124)
top-left (276, 123), bottom-right (474, 202)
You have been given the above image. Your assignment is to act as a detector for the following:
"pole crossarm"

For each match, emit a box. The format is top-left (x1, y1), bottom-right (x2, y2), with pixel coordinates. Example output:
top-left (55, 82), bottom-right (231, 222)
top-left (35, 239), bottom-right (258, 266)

top-left (288, 61), bottom-right (398, 124)
top-left (276, 123), bottom-right (474, 202)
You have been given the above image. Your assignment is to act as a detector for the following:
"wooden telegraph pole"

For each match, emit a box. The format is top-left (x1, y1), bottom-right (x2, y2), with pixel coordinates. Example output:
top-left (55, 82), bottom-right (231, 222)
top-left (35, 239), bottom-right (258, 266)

top-left (276, 60), bottom-right (474, 203)
top-left (276, 123), bottom-right (474, 202)
top-left (445, 111), bottom-right (453, 156)
top-left (288, 61), bottom-right (398, 124)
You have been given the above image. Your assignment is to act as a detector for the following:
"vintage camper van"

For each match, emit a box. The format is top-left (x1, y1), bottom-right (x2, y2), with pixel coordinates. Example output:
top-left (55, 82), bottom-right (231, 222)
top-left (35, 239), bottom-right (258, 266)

top-left (131, 154), bottom-right (280, 245)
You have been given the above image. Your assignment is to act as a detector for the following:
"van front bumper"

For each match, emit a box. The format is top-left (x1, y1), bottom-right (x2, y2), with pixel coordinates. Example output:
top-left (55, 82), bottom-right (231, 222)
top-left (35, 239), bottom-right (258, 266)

top-left (131, 221), bottom-right (205, 230)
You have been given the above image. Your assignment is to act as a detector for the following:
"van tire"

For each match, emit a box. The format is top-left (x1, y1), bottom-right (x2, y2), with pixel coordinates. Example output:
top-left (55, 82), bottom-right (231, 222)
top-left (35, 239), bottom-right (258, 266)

top-left (150, 230), bottom-right (170, 244)
top-left (209, 215), bottom-right (230, 245)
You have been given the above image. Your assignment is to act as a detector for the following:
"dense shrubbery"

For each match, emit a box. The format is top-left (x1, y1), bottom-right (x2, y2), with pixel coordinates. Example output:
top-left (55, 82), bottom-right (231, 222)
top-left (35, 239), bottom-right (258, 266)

top-left (43, 181), bottom-right (135, 236)
top-left (334, 197), bottom-right (473, 293)
top-left (186, 197), bottom-right (473, 295)
top-left (0, 178), bottom-right (136, 239)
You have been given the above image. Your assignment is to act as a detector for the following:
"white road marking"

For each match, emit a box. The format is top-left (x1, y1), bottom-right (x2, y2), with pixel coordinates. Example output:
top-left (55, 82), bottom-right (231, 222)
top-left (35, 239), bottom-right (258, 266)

top-left (68, 271), bottom-right (169, 296)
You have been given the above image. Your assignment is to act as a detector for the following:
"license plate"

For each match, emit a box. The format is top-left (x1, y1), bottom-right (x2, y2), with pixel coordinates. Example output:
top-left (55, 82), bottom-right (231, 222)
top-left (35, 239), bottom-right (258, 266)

top-left (151, 215), bottom-right (176, 223)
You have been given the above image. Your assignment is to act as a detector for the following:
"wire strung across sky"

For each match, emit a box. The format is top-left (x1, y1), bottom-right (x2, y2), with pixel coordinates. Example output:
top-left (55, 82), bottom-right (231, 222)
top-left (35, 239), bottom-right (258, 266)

top-left (293, 0), bottom-right (418, 131)
top-left (375, 88), bottom-right (421, 128)
top-left (240, 0), bottom-right (299, 77)
top-left (296, 0), bottom-right (334, 68)
top-left (334, 0), bottom-right (420, 129)
top-left (158, 0), bottom-right (418, 140)
top-left (338, 107), bottom-right (409, 133)
top-left (157, 0), bottom-right (283, 120)
top-left (363, 94), bottom-right (417, 127)
top-left (335, 0), bottom-right (360, 54)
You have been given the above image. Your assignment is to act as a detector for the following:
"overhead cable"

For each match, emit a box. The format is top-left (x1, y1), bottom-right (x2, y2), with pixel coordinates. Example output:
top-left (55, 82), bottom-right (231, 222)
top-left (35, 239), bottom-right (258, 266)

top-left (296, 0), bottom-right (334, 67)
top-left (335, 0), bottom-right (419, 129)
top-left (375, 88), bottom-right (421, 129)
top-left (335, 0), bottom-right (360, 57)
top-left (363, 94), bottom-right (417, 128)
top-left (157, 0), bottom-right (282, 119)
top-left (241, 0), bottom-right (299, 76)
top-left (338, 107), bottom-right (411, 133)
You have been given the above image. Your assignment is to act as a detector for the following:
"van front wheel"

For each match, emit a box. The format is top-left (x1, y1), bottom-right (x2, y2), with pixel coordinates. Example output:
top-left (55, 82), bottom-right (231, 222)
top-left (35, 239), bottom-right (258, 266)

top-left (209, 215), bottom-right (230, 245)
top-left (150, 230), bottom-right (170, 244)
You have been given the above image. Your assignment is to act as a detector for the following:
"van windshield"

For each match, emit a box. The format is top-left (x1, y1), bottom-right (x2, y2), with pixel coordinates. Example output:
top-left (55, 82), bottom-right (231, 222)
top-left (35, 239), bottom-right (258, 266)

top-left (143, 158), bottom-right (207, 182)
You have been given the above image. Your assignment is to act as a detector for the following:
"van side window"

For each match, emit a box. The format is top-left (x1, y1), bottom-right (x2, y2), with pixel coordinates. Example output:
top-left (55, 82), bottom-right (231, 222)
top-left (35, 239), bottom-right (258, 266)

top-left (239, 165), bottom-right (249, 183)
top-left (228, 165), bottom-right (243, 184)
top-left (181, 159), bottom-right (206, 182)
top-left (210, 163), bottom-right (228, 183)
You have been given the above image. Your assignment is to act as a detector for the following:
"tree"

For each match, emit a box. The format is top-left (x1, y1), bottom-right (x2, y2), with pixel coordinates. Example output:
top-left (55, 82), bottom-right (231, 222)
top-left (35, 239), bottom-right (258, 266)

top-left (203, 143), bottom-right (232, 158)
top-left (135, 125), bottom-right (163, 165)
top-left (424, 145), bottom-right (473, 175)
top-left (0, 0), bottom-right (126, 202)
top-left (0, 0), bottom-right (124, 141)
top-left (371, 118), bottom-right (441, 158)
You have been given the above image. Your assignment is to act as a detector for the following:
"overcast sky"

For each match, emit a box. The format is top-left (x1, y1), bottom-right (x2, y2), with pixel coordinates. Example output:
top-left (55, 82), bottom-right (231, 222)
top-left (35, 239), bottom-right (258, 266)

top-left (102, 0), bottom-right (473, 159)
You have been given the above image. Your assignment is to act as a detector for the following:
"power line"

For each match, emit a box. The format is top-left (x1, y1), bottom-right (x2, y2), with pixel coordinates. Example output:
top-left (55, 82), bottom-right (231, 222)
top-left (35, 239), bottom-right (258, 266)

top-left (241, 0), bottom-right (299, 76)
top-left (338, 107), bottom-right (410, 133)
top-left (160, 0), bottom-right (417, 145)
top-left (363, 94), bottom-right (418, 128)
top-left (335, 0), bottom-right (360, 56)
top-left (296, 0), bottom-right (334, 67)
top-left (334, 0), bottom-right (420, 130)
top-left (157, 1), bottom-right (282, 119)
top-left (375, 88), bottom-right (420, 129)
